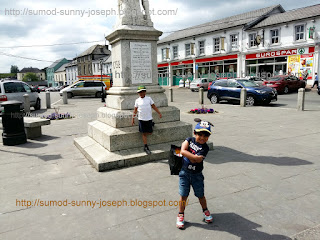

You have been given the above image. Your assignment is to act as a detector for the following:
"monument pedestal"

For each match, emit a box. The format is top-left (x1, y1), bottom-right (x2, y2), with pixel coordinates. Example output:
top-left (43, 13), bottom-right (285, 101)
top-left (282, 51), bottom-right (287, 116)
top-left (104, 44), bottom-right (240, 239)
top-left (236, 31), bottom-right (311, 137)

top-left (74, 14), bottom-right (212, 172)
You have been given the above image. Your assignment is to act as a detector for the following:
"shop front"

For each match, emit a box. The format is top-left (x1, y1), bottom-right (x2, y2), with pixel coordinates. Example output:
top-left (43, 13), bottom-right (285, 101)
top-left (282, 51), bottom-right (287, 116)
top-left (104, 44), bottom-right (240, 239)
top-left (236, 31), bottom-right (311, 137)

top-left (245, 47), bottom-right (315, 80)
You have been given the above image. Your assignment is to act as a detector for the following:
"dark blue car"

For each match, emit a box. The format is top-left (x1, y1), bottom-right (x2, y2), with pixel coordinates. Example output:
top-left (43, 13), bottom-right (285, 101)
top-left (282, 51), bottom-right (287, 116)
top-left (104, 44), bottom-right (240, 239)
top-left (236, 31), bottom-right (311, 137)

top-left (207, 79), bottom-right (277, 106)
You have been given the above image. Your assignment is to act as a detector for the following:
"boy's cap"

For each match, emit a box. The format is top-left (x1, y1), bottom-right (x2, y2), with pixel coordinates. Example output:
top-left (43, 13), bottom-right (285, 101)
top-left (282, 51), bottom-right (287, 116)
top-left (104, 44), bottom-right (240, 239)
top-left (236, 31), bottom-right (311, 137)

top-left (194, 121), bottom-right (212, 134)
top-left (137, 85), bottom-right (147, 93)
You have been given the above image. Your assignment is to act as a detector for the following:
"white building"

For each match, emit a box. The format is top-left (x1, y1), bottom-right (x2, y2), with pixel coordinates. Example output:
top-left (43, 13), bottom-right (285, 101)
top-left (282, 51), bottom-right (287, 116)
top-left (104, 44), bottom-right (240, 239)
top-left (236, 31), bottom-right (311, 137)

top-left (54, 63), bottom-right (69, 86)
top-left (65, 60), bottom-right (78, 86)
top-left (92, 55), bottom-right (112, 76)
top-left (157, 4), bottom-right (320, 86)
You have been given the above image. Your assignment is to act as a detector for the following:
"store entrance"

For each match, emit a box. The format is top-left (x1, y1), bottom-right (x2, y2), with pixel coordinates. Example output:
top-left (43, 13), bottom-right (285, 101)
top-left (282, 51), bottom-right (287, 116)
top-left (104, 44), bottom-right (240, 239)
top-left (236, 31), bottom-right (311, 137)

top-left (258, 65), bottom-right (273, 79)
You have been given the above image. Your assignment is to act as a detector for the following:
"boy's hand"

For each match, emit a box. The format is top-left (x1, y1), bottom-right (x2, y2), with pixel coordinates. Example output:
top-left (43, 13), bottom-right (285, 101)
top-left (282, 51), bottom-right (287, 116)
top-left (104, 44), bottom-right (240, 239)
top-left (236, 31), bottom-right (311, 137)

top-left (131, 118), bottom-right (135, 126)
top-left (159, 113), bottom-right (162, 119)
top-left (195, 155), bottom-right (204, 162)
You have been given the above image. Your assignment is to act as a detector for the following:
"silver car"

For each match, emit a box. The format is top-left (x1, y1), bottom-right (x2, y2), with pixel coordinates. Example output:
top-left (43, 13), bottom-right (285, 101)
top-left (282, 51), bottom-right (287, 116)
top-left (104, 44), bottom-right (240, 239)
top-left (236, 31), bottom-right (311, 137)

top-left (60, 80), bottom-right (106, 98)
top-left (190, 78), bottom-right (214, 91)
top-left (0, 80), bottom-right (41, 111)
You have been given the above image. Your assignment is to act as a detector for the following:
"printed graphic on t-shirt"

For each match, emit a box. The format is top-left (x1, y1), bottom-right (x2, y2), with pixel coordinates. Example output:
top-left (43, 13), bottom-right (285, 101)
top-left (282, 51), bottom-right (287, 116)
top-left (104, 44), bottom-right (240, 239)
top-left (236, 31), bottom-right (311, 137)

top-left (183, 137), bottom-right (209, 173)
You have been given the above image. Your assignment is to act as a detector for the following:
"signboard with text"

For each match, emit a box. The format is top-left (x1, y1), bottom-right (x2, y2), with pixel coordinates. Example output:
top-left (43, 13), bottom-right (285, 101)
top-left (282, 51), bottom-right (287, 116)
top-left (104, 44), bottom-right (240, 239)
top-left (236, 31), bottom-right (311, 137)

top-left (130, 42), bottom-right (152, 84)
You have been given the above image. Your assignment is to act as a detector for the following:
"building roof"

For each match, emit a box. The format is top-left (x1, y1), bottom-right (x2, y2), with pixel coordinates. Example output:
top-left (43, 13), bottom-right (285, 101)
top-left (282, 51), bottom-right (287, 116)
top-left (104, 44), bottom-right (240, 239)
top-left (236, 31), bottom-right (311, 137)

top-left (77, 44), bottom-right (110, 58)
top-left (47, 58), bottom-right (66, 69)
top-left (19, 67), bottom-right (43, 73)
top-left (252, 4), bottom-right (320, 29)
top-left (55, 63), bottom-right (69, 73)
top-left (158, 4), bottom-right (284, 45)
top-left (92, 55), bottom-right (112, 64)
top-left (65, 60), bottom-right (77, 68)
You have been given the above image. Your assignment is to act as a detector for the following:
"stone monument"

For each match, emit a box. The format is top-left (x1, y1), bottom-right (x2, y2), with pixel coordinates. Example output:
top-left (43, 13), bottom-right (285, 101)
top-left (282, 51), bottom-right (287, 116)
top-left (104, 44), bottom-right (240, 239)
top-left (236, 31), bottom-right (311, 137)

top-left (74, 0), bottom-right (203, 172)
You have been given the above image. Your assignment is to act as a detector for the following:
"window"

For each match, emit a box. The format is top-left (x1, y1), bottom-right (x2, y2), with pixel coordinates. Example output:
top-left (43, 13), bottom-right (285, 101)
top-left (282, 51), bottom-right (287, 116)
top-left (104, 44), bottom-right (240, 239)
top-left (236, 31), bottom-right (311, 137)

top-left (249, 33), bottom-right (257, 47)
top-left (173, 46), bottom-right (178, 59)
top-left (214, 80), bottom-right (228, 87)
top-left (230, 34), bottom-right (238, 50)
top-left (23, 83), bottom-right (31, 93)
top-left (185, 44), bottom-right (191, 57)
top-left (161, 48), bottom-right (167, 61)
top-left (199, 41), bottom-right (205, 55)
top-left (213, 38), bottom-right (220, 52)
top-left (295, 25), bottom-right (305, 41)
top-left (271, 29), bottom-right (279, 44)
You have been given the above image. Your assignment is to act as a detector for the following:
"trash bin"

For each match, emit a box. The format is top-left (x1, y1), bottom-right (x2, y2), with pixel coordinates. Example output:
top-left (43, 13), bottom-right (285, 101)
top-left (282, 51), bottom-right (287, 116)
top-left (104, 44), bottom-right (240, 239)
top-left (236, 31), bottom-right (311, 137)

top-left (1, 100), bottom-right (27, 146)
top-left (179, 79), bottom-right (185, 88)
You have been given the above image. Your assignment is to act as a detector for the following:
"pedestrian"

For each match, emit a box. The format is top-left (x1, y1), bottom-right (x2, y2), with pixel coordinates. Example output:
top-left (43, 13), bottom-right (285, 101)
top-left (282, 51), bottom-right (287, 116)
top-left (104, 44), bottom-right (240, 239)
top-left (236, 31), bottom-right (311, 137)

top-left (132, 85), bottom-right (162, 155)
top-left (312, 73), bottom-right (318, 88)
top-left (176, 120), bottom-right (213, 229)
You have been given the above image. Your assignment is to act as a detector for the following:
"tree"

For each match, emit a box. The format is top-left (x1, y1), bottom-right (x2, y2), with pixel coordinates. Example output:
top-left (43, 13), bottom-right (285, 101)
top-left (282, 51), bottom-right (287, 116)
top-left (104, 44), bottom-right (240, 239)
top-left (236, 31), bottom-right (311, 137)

top-left (22, 73), bottom-right (39, 82)
top-left (10, 65), bottom-right (19, 74)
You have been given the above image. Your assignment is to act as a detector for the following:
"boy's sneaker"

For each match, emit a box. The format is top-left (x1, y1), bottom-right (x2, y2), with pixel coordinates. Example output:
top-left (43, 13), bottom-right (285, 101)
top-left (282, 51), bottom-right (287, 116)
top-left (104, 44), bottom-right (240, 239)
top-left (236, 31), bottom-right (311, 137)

top-left (176, 214), bottom-right (185, 229)
top-left (144, 146), bottom-right (151, 155)
top-left (203, 210), bottom-right (213, 223)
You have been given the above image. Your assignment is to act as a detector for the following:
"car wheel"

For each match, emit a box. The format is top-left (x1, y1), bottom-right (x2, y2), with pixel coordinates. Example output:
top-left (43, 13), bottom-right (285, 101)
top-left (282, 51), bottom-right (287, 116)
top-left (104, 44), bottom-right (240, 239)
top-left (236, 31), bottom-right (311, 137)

top-left (67, 92), bottom-right (73, 98)
top-left (34, 98), bottom-right (41, 110)
top-left (246, 95), bottom-right (255, 106)
top-left (210, 94), bottom-right (219, 104)
top-left (318, 90), bottom-right (320, 95)
top-left (283, 86), bottom-right (289, 94)
top-left (96, 91), bottom-right (103, 98)
top-left (191, 89), bottom-right (195, 92)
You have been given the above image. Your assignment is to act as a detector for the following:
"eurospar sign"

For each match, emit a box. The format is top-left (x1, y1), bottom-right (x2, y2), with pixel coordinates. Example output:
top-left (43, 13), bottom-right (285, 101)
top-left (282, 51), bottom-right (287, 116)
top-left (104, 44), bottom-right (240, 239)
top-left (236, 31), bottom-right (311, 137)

top-left (246, 47), bottom-right (314, 59)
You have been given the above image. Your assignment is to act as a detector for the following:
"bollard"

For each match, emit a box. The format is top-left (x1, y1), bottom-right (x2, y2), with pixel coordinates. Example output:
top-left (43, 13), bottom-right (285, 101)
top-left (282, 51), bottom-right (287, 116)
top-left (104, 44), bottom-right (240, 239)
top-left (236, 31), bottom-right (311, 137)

top-left (297, 88), bottom-right (305, 111)
top-left (62, 91), bottom-right (68, 104)
top-left (169, 88), bottom-right (173, 102)
top-left (46, 92), bottom-right (51, 109)
top-left (240, 88), bottom-right (247, 107)
top-left (199, 88), bottom-right (204, 105)
top-left (0, 100), bottom-right (27, 145)
top-left (23, 94), bottom-right (30, 113)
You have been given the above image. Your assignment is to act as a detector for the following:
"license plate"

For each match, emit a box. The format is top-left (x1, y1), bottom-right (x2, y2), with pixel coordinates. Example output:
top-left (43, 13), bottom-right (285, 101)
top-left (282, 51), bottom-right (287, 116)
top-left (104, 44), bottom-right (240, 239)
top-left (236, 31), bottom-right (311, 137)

top-left (267, 84), bottom-right (273, 87)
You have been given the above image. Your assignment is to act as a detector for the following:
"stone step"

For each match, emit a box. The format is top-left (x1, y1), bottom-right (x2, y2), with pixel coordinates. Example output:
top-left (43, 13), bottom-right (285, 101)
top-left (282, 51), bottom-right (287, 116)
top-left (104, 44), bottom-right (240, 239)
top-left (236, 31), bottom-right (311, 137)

top-left (96, 106), bottom-right (180, 128)
top-left (88, 120), bottom-right (192, 152)
top-left (74, 136), bottom-right (213, 172)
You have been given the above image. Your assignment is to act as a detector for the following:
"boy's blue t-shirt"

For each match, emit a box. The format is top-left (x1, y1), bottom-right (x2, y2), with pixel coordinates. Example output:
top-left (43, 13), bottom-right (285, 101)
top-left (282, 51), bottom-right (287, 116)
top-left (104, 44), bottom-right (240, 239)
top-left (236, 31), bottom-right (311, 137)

top-left (182, 137), bottom-right (209, 173)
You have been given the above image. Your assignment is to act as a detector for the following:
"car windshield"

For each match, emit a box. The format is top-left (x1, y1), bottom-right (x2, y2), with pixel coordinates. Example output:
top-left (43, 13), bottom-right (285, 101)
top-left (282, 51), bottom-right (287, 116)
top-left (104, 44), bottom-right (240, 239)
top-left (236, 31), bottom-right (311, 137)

top-left (237, 80), bottom-right (260, 87)
top-left (192, 79), bottom-right (202, 83)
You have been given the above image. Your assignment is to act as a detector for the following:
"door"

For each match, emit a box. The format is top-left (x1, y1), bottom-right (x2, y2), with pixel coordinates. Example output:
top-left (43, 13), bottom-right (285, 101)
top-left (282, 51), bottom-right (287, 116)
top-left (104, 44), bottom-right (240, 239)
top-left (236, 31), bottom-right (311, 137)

top-left (22, 83), bottom-right (37, 106)
top-left (72, 82), bottom-right (85, 96)
top-left (227, 79), bottom-right (241, 100)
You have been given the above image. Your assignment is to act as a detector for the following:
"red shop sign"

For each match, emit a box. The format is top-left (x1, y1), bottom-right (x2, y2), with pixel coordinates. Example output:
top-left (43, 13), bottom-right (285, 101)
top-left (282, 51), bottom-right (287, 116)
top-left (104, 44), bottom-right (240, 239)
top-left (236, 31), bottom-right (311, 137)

top-left (246, 49), bottom-right (298, 59)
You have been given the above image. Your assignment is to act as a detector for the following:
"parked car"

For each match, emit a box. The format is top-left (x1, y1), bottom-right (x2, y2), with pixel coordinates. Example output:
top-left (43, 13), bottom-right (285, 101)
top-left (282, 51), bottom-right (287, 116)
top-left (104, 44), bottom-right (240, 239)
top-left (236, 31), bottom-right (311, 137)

top-left (190, 78), bottom-right (214, 91)
top-left (207, 78), bottom-right (277, 106)
top-left (60, 80), bottom-right (106, 98)
top-left (318, 84), bottom-right (320, 95)
top-left (262, 75), bottom-right (306, 94)
top-left (0, 80), bottom-right (41, 111)
top-left (38, 86), bottom-right (47, 92)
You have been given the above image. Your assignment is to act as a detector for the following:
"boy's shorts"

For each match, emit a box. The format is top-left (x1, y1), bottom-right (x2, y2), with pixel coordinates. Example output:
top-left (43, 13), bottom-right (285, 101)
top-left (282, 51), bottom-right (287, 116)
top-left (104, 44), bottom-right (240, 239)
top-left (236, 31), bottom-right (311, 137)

top-left (179, 169), bottom-right (204, 198)
top-left (139, 120), bottom-right (153, 133)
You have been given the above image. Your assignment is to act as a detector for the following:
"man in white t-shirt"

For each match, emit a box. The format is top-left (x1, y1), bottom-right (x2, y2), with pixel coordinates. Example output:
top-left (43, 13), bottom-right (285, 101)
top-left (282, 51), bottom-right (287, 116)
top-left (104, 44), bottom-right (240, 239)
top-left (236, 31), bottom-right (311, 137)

top-left (132, 85), bottom-right (162, 154)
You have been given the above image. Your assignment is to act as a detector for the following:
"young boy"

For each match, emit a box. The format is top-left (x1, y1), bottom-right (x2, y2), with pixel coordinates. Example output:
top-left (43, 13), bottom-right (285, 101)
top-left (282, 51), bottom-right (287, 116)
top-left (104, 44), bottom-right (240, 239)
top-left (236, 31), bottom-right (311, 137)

top-left (176, 121), bottom-right (213, 229)
top-left (132, 85), bottom-right (162, 155)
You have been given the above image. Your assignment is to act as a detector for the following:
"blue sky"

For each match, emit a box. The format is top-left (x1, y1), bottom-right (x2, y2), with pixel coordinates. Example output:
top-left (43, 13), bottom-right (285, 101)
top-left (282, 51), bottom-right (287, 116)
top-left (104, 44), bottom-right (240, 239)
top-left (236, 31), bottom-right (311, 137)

top-left (0, 0), bottom-right (319, 73)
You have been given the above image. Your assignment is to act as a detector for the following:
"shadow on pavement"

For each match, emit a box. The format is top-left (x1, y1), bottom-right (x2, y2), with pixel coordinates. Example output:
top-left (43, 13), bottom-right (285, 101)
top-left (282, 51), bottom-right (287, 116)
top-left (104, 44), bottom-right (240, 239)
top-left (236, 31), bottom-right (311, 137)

top-left (208, 146), bottom-right (313, 166)
top-left (0, 148), bottom-right (62, 161)
top-left (186, 212), bottom-right (290, 240)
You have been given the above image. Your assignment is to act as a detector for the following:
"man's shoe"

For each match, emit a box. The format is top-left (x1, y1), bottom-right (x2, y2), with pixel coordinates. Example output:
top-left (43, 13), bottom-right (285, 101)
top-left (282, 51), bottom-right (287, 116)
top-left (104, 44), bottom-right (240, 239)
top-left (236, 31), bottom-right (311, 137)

top-left (203, 210), bottom-right (213, 223)
top-left (144, 146), bottom-right (151, 155)
top-left (176, 214), bottom-right (185, 229)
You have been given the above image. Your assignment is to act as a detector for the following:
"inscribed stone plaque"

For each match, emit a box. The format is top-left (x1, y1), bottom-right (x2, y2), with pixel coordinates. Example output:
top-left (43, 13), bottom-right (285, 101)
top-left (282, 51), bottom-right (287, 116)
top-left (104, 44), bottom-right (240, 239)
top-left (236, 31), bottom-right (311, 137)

top-left (130, 42), bottom-right (152, 84)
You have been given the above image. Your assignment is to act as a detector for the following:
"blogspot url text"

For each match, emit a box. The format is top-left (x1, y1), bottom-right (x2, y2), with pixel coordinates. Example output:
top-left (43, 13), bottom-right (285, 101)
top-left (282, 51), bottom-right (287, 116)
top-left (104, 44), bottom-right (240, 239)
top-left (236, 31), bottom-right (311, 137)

top-left (16, 199), bottom-right (189, 209)
top-left (1, 8), bottom-right (178, 17)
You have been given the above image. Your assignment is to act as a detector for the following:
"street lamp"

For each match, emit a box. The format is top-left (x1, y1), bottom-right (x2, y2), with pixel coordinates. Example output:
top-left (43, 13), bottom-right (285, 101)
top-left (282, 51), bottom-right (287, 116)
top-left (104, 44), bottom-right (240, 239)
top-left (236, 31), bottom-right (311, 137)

top-left (100, 59), bottom-right (106, 103)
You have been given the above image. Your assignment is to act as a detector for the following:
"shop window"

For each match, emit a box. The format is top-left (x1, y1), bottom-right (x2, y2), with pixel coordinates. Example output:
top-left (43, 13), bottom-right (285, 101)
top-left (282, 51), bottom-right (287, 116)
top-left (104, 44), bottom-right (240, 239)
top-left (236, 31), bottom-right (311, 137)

top-left (173, 46), bottom-right (178, 59)
top-left (270, 29), bottom-right (279, 44)
top-left (230, 34), bottom-right (238, 51)
top-left (199, 41), bottom-right (205, 55)
top-left (295, 25), bottom-right (305, 41)
top-left (249, 33), bottom-right (256, 47)
top-left (213, 38), bottom-right (220, 52)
